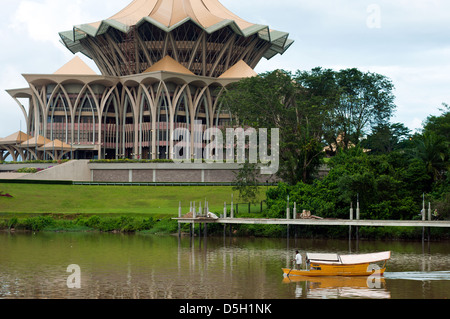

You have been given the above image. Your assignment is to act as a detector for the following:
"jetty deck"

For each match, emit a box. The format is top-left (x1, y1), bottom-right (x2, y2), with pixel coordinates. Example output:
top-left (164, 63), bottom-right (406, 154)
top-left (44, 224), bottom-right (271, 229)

top-left (174, 217), bottom-right (450, 228)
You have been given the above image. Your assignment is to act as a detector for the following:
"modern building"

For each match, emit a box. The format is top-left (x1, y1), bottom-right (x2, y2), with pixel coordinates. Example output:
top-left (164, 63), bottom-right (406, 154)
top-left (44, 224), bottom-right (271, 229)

top-left (1, 0), bottom-right (293, 162)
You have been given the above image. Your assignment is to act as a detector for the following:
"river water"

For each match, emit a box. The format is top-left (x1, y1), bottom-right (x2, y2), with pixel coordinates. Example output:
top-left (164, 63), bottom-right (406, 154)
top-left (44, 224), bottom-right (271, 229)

top-left (0, 232), bottom-right (449, 300)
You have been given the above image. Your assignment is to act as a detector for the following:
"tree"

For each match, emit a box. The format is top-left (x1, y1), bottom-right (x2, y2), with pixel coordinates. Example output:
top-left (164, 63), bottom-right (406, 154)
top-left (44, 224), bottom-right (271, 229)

top-left (221, 67), bottom-right (397, 185)
top-left (221, 70), bottom-right (325, 185)
top-left (361, 122), bottom-right (411, 154)
top-left (296, 67), bottom-right (397, 153)
top-left (423, 103), bottom-right (450, 141)
top-left (232, 162), bottom-right (260, 204)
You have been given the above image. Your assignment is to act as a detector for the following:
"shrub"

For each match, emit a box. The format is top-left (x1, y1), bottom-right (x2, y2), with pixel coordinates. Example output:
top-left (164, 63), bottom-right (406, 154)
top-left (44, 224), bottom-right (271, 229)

top-left (86, 215), bottom-right (101, 228)
top-left (16, 167), bottom-right (38, 173)
top-left (23, 216), bottom-right (55, 231)
top-left (7, 217), bottom-right (18, 229)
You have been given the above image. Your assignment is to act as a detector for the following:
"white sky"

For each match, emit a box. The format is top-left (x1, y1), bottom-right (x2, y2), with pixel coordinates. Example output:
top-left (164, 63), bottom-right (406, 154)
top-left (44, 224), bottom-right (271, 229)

top-left (1, 0), bottom-right (450, 138)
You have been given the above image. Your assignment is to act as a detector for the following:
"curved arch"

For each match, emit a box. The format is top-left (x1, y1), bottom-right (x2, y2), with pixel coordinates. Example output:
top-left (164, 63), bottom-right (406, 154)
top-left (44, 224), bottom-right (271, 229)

top-left (48, 91), bottom-right (71, 146)
top-left (28, 84), bottom-right (48, 136)
top-left (75, 91), bottom-right (97, 144)
top-left (213, 87), bottom-right (232, 128)
top-left (102, 93), bottom-right (120, 159)
top-left (193, 89), bottom-right (210, 127)
top-left (121, 92), bottom-right (136, 158)
top-left (155, 84), bottom-right (171, 159)
top-left (174, 87), bottom-right (190, 127)
top-left (138, 90), bottom-right (153, 159)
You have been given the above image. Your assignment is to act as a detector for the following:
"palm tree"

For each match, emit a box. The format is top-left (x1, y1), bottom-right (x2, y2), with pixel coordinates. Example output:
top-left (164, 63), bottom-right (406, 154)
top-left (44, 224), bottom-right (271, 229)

top-left (413, 131), bottom-right (448, 182)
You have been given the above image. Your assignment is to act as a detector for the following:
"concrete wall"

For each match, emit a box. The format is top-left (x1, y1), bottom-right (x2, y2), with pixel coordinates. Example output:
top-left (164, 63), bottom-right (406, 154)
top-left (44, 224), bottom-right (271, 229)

top-left (89, 163), bottom-right (279, 183)
top-left (0, 161), bottom-right (329, 183)
top-left (16, 160), bottom-right (91, 182)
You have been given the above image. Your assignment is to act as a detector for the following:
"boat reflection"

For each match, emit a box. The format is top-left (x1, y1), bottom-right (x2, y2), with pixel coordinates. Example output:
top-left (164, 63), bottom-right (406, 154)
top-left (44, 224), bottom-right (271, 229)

top-left (282, 275), bottom-right (391, 299)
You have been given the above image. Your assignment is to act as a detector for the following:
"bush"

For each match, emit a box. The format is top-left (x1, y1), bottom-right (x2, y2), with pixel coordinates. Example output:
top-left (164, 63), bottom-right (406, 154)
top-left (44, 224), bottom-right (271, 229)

top-left (23, 216), bottom-right (55, 231)
top-left (144, 218), bottom-right (178, 234)
top-left (86, 215), bottom-right (101, 228)
top-left (16, 167), bottom-right (39, 173)
top-left (0, 214), bottom-right (167, 234)
top-left (7, 217), bottom-right (18, 229)
top-left (73, 215), bottom-right (158, 232)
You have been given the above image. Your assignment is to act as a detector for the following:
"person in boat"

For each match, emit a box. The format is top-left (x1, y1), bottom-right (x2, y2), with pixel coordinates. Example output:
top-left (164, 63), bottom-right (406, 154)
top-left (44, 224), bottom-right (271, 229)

top-left (293, 250), bottom-right (302, 270)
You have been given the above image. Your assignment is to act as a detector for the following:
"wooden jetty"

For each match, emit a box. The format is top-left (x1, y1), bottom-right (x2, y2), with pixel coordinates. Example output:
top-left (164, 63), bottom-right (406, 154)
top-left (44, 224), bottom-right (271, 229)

top-left (173, 198), bottom-right (450, 240)
top-left (174, 217), bottom-right (450, 228)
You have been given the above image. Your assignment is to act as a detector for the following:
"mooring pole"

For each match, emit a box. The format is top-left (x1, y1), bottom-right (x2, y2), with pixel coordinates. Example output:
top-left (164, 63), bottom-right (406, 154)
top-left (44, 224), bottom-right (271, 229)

top-left (224, 202), bottom-right (227, 218)
top-left (178, 201), bottom-right (182, 238)
top-left (231, 194), bottom-right (234, 219)
top-left (422, 194), bottom-right (425, 243)
top-left (356, 195), bottom-right (360, 243)
top-left (349, 202), bottom-right (353, 242)
top-left (287, 195), bottom-right (290, 220)
top-left (428, 202), bottom-right (431, 221)
top-left (192, 201), bottom-right (196, 237)
top-left (293, 202), bottom-right (297, 240)
top-left (356, 195), bottom-right (360, 220)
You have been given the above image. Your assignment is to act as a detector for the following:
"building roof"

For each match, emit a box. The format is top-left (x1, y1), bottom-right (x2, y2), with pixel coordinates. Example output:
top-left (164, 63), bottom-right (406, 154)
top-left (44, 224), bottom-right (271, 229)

top-left (54, 56), bottom-right (97, 75)
top-left (90, 0), bottom-right (254, 31)
top-left (143, 55), bottom-right (195, 75)
top-left (19, 135), bottom-right (53, 147)
top-left (59, 0), bottom-right (293, 61)
top-left (38, 139), bottom-right (72, 151)
top-left (0, 131), bottom-right (33, 145)
top-left (218, 60), bottom-right (257, 79)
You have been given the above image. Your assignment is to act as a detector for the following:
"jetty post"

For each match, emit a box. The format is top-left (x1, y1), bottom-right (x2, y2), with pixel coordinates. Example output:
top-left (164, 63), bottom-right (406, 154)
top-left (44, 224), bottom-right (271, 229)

top-left (192, 201), bottom-right (196, 237)
top-left (286, 196), bottom-right (290, 238)
top-left (293, 202), bottom-right (297, 240)
top-left (356, 194), bottom-right (360, 220)
top-left (356, 195), bottom-right (360, 242)
top-left (178, 201), bottom-right (182, 237)
top-left (422, 194), bottom-right (425, 243)
top-left (223, 202), bottom-right (227, 236)
top-left (349, 202), bottom-right (353, 242)
top-left (231, 194), bottom-right (234, 219)
top-left (198, 202), bottom-right (202, 237)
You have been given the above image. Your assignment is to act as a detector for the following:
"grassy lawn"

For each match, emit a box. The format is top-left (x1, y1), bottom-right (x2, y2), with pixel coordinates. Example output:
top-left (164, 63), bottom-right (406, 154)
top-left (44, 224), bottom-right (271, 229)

top-left (0, 183), bottom-right (267, 217)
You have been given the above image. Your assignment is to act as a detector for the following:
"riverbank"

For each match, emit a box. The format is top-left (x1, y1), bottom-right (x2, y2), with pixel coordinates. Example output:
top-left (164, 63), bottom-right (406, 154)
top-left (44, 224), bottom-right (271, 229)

top-left (1, 182), bottom-right (449, 240)
top-left (0, 214), bottom-right (179, 234)
top-left (1, 213), bottom-right (449, 240)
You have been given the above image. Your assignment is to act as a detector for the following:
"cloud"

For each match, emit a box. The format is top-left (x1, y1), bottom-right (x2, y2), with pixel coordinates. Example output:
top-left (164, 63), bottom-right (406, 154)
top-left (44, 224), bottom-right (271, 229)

top-left (7, 0), bottom-right (115, 50)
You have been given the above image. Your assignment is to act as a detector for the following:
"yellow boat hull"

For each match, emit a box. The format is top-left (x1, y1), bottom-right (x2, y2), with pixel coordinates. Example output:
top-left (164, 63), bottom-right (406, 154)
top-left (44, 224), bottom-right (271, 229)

top-left (283, 263), bottom-right (386, 277)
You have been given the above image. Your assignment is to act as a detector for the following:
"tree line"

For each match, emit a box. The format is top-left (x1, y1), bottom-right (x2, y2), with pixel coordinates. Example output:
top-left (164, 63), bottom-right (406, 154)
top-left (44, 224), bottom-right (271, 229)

top-left (221, 68), bottom-right (449, 222)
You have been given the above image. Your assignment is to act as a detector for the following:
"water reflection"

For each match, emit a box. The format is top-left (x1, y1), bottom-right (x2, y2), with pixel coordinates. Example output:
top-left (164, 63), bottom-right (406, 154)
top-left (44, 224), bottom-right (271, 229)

top-left (0, 232), bottom-right (449, 299)
top-left (282, 275), bottom-right (390, 299)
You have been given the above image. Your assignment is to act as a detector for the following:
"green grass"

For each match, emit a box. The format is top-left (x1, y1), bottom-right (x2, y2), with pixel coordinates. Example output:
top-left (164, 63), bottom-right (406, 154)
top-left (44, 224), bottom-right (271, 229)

top-left (0, 183), bottom-right (267, 217)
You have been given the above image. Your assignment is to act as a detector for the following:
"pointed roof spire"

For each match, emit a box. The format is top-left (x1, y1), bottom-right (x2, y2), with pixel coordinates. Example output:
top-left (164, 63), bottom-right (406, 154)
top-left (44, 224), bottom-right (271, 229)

top-left (0, 131), bottom-right (33, 145)
top-left (54, 56), bottom-right (97, 75)
top-left (19, 135), bottom-right (53, 147)
top-left (143, 55), bottom-right (195, 75)
top-left (38, 139), bottom-right (72, 151)
top-left (218, 60), bottom-right (257, 79)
